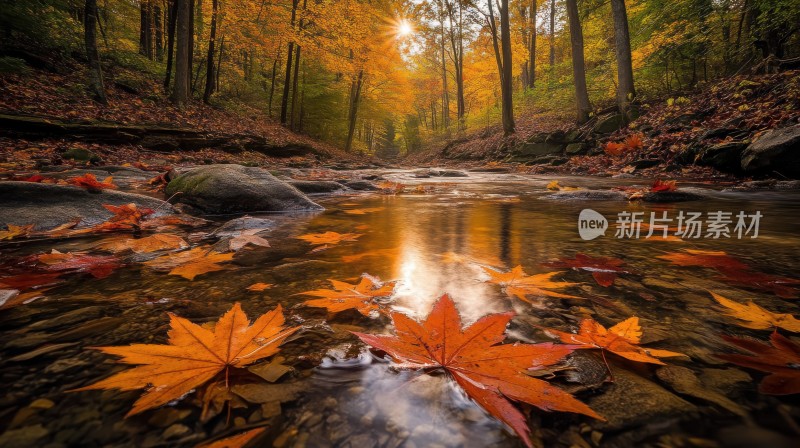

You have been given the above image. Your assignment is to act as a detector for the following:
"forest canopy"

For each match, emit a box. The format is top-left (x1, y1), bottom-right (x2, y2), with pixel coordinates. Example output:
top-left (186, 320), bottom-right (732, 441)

top-left (1, 0), bottom-right (798, 155)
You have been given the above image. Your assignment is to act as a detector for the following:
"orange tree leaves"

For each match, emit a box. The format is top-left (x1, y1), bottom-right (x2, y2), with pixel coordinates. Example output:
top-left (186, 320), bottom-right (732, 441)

top-left (73, 303), bottom-right (299, 417)
top-left (716, 332), bottom-right (800, 395)
top-left (711, 292), bottom-right (800, 332)
top-left (299, 275), bottom-right (395, 317)
top-left (544, 317), bottom-right (685, 366)
top-left (67, 173), bottom-right (117, 192)
top-left (483, 265), bottom-right (580, 302)
top-left (353, 295), bottom-right (601, 447)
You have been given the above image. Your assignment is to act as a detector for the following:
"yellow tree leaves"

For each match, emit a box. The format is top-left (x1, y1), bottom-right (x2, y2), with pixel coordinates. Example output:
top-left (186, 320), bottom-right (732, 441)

top-left (299, 275), bottom-right (395, 317)
top-left (711, 292), bottom-right (800, 332)
top-left (73, 303), bottom-right (298, 417)
top-left (482, 265), bottom-right (580, 302)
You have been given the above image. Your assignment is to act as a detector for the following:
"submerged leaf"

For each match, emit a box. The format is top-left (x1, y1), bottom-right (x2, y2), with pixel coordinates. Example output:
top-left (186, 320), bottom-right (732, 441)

top-left (716, 332), bottom-right (800, 395)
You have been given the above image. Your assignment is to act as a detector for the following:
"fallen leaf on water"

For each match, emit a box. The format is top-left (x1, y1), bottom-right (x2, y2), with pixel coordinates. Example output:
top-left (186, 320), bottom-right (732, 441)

top-left (73, 303), bottom-right (298, 416)
top-left (657, 249), bottom-right (750, 271)
top-left (651, 179), bottom-right (678, 192)
top-left (0, 224), bottom-right (34, 240)
top-left (544, 317), bottom-right (685, 370)
top-left (35, 251), bottom-right (122, 279)
top-left (716, 332), bottom-right (800, 395)
top-left (710, 291), bottom-right (800, 332)
top-left (145, 247), bottom-right (234, 280)
top-left (296, 231), bottom-right (361, 246)
top-left (247, 283), bottom-right (273, 292)
top-left (229, 234), bottom-right (270, 252)
top-left (196, 427), bottom-right (267, 448)
top-left (546, 181), bottom-right (581, 191)
top-left (716, 269), bottom-right (800, 299)
top-left (0, 272), bottom-right (63, 290)
top-left (483, 265), bottom-right (580, 302)
top-left (544, 253), bottom-right (628, 287)
top-left (353, 294), bottom-right (602, 447)
top-left (67, 173), bottom-right (117, 191)
top-left (299, 275), bottom-right (395, 317)
top-left (97, 234), bottom-right (188, 254)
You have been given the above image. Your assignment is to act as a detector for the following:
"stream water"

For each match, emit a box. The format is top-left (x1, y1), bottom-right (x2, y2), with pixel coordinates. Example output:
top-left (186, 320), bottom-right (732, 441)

top-left (1, 171), bottom-right (799, 447)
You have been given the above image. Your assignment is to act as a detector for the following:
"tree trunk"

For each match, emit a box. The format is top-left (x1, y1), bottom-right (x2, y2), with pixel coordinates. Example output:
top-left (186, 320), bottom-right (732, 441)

top-left (445, 0), bottom-right (465, 130)
top-left (164, 0), bottom-right (177, 90)
top-left (281, 0), bottom-right (299, 125)
top-left (187, 0), bottom-right (194, 92)
top-left (528, 0), bottom-right (537, 88)
top-left (268, 46), bottom-right (280, 118)
top-left (566, 0), bottom-right (590, 123)
top-left (171, 0), bottom-right (191, 107)
top-left (549, 0), bottom-right (555, 67)
top-left (437, 0), bottom-right (450, 130)
top-left (84, 0), bottom-right (107, 104)
top-left (139, 1), bottom-right (148, 57)
top-left (290, 45), bottom-right (301, 130)
top-left (500, 0), bottom-right (515, 135)
top-left (154, 2), bottom-right (163, 61)
top-left (610, 0), bottom-right (636, 118)
top-left (345, 70), bottom-right (364, 152)
top-left (202, 0), bottom-right (218, 104)
top-left (487, 0), bottom-right (504, 92)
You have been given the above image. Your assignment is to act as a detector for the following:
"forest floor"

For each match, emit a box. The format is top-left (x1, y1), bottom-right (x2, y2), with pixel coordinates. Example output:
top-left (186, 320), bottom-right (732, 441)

top-left (407, 70), bottom-right (800, 181)
top-left (0, 64), bottom-right (372, 175)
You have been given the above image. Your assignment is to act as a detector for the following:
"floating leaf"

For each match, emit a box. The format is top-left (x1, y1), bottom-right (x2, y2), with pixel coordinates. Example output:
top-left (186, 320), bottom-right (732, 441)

top-left (67, 173), bottom-right (117, 191)
top-left (299, 275), bottom-right (395, 317)
top-left (144, 247), bottom-right (234, 280)
top-left (544, 253), bottom-right (628, 287)
top-left (353, 294), bottom-right (602, 447)
top-left (247, 283), bottom-right (273, 292)
top-left (35, 251), bottom-right (122, 279)
top-left (711, 292), bottom-right (800, 332)
top-left (296, 231), bottom-right (361, 246)
top-left (716, 332), bottom-right (800, 395)
top-left (97, 234), bottom-right (188, 254)
top-left (483, 265), bottom-right (580, 302)
top-left (651, 179), bottom-right (677, 192)
top-left (73, 303), bottom-right (298, 416)
top-left (196, 427), bottom-right (267, 448)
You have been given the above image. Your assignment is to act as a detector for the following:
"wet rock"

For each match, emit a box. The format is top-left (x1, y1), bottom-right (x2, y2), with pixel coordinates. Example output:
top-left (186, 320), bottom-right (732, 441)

top-left (28, 306), bottom-right (103, 331)
top-left (564, 352), bottom-right (608, 387)
top-left (46, 166), bottom-right (153, 189)
top-left (696, 141), bottom-right (748, 173)
top-left (566, 143), bottom-right (588, 155)
top-left (261, 401), bottom-right (283, 418)
top-left (514, 141), bottom-right (565, 159)
top-left (727, 179), bottom-right (800, 191)
top-left (717, 426), bottom-right (796, 448)
top-left (656, 365), bottom-right (747, 416)
top-left (61, 147), bottom-right (100, 163)
top-left (543, 190), bottom-right (628, 201)
top-left (592, 114), bottom-right (624, 134)
top-left (147, 408), bottom-right (192, 428)
top-left (630, 158), bottom-right (661, 169)
top-left (0, 182), bottom-right (175, 231)
top-left (8, 343), bottom-right (78, 362)
top-left (51, 316), bottom-right (125, 341)
top-left (163, 424), bottom-right (191, 440)
top-left (339, 180), bottom-right (378, 191)
top-left (231, 381), bottom-right (305, 404)
top-left (641, 189), bottom-right (704, 202)
top-left (436, 169), bottom-right (468, 177)
top-left (288, 180), bottom-right (349, 194)
top-left (588, 368), bottom-right (697, 431)
top-left (211, 216), bottom-right (275, 237)
top-left (0, 424), bottom-right (49, 447)
top-left (700, 367), bottom-right (751, 394)
top-left (741, 125), bottom-right (800, 176)
top-left (44, 358), bottom-right (90, 375)
top-left (165, 164), bottom-right (323, 214)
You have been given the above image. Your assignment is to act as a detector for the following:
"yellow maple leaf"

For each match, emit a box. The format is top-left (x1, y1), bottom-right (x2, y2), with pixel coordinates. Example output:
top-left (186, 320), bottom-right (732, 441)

top-left (711, 291), bottom-right (800, 332)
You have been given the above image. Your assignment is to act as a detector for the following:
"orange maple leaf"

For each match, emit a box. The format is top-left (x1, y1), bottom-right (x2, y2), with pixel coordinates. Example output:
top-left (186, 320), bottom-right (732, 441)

top-left (299, 275), bottom-right (395, 317)
top-left (482, 265), bottom-right (580, 302)
top-left (0, 224), bottom-right (34, 241)
top-left (67, 173), bottom-right (117, 191)
top-left (73, 303), bottom-right (298, 416)
top-left (651, 179), bottom-right (677, 192)
top-left (197, 427), bottom-right (267, 448)
top-left (624, 134), bottom-right (643, 150)
top-left (35, 251), bottom-right (122, 278)
top-left (246, 282), bottom-right (274, 292)
top-left (296, 231), bottom-right (361, 246)
top-left (710, 292), bottom-right (800, 332)
top-left (604, 142), bottom-right (627, 156)
top-left (353, 295), bottom-right (602, 447)
top-left (96, 234), bottom-right (188, 254)
top-left (544, 317), bottom-right (685, 373)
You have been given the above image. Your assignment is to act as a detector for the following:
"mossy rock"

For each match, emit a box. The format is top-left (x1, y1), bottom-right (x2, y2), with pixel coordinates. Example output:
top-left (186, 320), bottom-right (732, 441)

top-left (61, 148), bottom-right (101, 163)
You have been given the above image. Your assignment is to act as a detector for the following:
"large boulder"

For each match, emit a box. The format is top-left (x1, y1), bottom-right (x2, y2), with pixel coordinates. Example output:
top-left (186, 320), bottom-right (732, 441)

top-left (287, 180), bottom-right (348, 194)
top-left (165, 164), bottom-right (322, 214)
top-left (697, 141), bottom-right (748, 173)
top-left (0, 181), bottom-right (175, 230)
top-left (741, 125), bottom-right (800, 176)
top-left (592, 114), bottom-right (624, 134)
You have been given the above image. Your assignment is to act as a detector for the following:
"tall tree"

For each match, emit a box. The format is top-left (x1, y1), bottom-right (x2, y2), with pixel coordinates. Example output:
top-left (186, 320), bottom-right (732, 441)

top-left (345, 69), bottom-right (364, 152)
top-left (500, 0), bottom-right (515, 135)
top-left (290, 0), bottom-right (308, 130)
top-left (171, 0), bottom-right (191, 107)
top-left (610, 0), bottom-right (636, 118)
top-left (566, 0), bottom-right (590, 123)
top-left (164, 0), bottom-right (178, 89)
top-left (202, 0), bottom-right (218, 104)
top-left (549, 0), bottom-right (556, 67)
top-left (84, 0), bottom-right (107, 104)
top-left (528, 0), bottom-right (537, 88)
top-left (281, 0), bottom-right (299, 125)
top-left (445, 0), bottom-right (465, 130)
